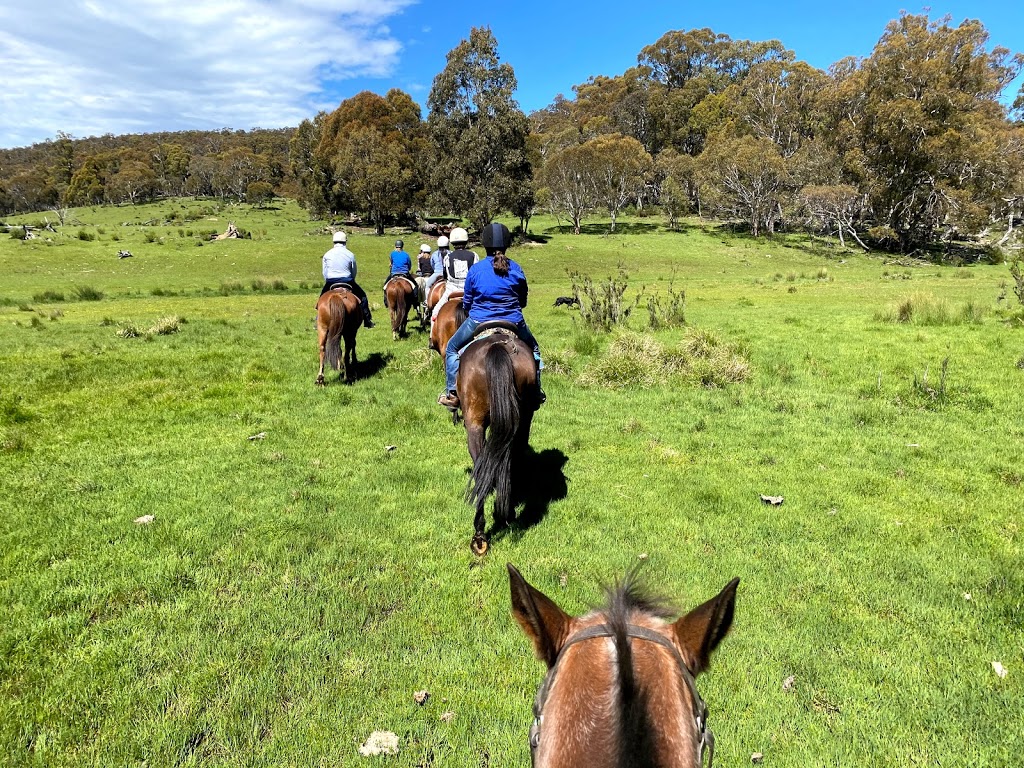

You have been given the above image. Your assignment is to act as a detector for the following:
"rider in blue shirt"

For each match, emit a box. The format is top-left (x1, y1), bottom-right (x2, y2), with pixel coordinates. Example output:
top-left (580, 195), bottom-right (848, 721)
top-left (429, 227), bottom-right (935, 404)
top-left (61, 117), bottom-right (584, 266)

top-left (384, 239), bottom-right (415, 307)
top-left (438, 222), bottom-right (544, 408)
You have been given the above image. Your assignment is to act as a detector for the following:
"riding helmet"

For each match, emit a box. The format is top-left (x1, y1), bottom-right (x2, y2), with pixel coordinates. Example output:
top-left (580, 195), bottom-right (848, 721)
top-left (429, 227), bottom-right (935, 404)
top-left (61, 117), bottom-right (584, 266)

top-left (449, 227), bottom-right (469, 245)
top-left (481, 222), bottom-right (512, 250)
top-left (419, 243), bottom-right (431, 252)
top-left (332, 231), bottom-right (347, 243)
top-left (394, 239), bottom-right (404, 248)
top-left (437, 236), bottom-right (449, 248)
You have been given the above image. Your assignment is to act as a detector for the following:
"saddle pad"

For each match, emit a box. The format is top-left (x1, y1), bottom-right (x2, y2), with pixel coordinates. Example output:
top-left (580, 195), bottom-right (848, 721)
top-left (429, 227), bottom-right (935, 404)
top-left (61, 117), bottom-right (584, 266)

top-left (458, 327), bottom-right (519, 356)
top-left (386, 276), bottom-right (416, 291)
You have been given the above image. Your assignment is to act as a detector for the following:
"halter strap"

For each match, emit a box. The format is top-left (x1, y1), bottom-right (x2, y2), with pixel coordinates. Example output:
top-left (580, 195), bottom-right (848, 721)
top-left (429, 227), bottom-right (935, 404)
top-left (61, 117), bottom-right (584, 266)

top-left (530, 623), bottom-right (714, 767)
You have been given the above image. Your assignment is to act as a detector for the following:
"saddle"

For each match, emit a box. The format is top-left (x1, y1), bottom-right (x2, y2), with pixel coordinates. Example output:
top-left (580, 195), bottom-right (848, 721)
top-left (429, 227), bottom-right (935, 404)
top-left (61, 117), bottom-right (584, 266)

top-left (330, 284), bottom-right (353, 293)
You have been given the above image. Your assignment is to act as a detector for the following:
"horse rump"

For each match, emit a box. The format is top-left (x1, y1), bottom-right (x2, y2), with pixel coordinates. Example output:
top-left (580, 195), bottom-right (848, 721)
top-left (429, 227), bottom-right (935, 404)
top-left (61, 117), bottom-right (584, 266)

top-left (466, 342), bottom-right (521, 523)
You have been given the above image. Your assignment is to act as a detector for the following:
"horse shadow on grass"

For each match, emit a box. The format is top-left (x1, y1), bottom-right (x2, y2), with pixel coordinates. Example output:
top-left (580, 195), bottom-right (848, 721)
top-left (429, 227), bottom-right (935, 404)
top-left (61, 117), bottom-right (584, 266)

top-left (354, 351), bottom-right (392, 381)
top-left (488, 446), bottom-right (569, 546)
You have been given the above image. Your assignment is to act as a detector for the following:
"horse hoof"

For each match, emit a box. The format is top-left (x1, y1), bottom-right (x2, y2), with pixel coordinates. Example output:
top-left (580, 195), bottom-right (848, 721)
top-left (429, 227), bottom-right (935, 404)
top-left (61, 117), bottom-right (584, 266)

top-left (315, 376), bottom-right (325, 387)
top-left (470, 534), bottom-right (489, 556)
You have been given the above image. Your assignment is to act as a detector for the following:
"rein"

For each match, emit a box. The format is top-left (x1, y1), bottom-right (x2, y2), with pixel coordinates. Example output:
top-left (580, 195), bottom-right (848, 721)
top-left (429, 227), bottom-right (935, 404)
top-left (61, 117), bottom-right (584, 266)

top-left (529, 623), bottom-right (714, 768)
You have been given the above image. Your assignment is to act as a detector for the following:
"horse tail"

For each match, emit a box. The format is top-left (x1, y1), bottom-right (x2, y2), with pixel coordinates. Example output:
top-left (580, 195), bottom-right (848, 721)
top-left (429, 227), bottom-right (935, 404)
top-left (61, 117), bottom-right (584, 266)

top-left (454, 301), bottom-right (467, 327)
top-left (468, 342), bottom-right (520, 522)
top-left (324, 296), bottom-right (345, 371)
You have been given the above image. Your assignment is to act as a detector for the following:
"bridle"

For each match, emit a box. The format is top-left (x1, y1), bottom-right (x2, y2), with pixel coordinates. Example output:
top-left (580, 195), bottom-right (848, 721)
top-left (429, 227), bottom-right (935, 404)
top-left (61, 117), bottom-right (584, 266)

top-left (529, 623), bottom-right (715, 767)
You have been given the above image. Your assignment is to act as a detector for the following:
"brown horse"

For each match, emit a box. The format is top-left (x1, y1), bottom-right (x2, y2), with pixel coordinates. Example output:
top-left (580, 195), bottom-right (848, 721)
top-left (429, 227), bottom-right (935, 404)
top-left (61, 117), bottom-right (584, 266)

top-left (384, 276), bottom-right (416, 340)
top-left (315, 288), bottom-right (361, 385)
top-left (508, 565), bottom-right (739, 768)
top-left (458, 327), bottom-right (540, 554)
top-left (426, 280), bottom-right (446, 316)
top-left (429, 293), bottom-right (465, 354)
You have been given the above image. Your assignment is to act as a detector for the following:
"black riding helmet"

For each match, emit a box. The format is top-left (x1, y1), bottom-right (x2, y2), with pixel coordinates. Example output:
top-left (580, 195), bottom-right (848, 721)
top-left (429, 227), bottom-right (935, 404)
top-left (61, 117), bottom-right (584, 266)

top-left (395, 239), bottom-right (404, 248)
top-left (481, 222), bottom-right (512, 250)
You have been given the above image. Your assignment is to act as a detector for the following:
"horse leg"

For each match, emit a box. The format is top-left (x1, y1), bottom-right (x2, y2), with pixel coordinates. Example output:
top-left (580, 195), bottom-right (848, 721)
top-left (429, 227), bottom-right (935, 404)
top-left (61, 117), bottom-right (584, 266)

top-left (316, 315), bottom-right (327, 387)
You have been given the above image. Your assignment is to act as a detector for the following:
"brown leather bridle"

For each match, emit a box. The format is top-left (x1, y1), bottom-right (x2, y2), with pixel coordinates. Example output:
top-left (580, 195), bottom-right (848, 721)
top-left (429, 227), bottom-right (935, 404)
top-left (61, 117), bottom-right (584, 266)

top-left (529, 623), bottom-right (715, 767)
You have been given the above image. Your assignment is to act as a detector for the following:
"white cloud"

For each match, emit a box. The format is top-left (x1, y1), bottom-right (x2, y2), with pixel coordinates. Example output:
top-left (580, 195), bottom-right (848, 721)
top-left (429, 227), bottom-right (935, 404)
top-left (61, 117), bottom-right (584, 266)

top-left (0, 0), bottom-right (415, 148)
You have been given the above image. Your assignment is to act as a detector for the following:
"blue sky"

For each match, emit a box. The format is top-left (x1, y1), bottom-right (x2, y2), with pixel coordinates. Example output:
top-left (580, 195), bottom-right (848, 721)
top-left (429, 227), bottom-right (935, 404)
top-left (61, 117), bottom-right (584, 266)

top-left (1, 0), bottom-right (1021, 149)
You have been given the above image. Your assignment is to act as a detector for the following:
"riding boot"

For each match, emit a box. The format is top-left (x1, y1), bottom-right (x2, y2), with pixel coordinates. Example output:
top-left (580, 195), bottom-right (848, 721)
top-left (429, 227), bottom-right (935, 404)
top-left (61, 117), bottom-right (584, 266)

top-left (361, 298), bottom-right (375, 328)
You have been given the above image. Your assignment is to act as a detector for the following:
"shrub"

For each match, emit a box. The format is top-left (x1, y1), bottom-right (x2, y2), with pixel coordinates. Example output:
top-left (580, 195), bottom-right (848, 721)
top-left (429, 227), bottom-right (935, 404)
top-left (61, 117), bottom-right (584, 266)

top-left (143, 231), bottom-right (159, 243)
top-left (32, 290), bottom-right (65, 303)
top-left (251, 278), bottom-right (271, 292)
top-left (73, 285), bottom-right (104, 302)
top-left (580, 329), bottom-right (751, 389)
top-left (645, 277), bottom-right (686, 330)
top-left (149, 316), bottom-right (183, 335)
top-left (76, 229), bottom-right (96, 241)
top-left (1010, 258), bottom-right (1024, 307)
top-left (116, 324), bottom-right (141, 338)
top-left (568, 266), bottom-right (639, 333)
top-left (817, 267), bottom-right (829, 280)
top-left (9, 226), bottom-right (27, 240)
top-left (219, 281), bottom-right (244, 295)
top-left (272, 279), bottom-right (287, 291)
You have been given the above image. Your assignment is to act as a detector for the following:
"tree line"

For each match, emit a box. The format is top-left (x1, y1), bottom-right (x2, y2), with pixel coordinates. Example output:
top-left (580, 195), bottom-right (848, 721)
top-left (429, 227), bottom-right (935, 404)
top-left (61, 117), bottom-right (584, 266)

top-left (3, 15), bottom-right (1023, 253)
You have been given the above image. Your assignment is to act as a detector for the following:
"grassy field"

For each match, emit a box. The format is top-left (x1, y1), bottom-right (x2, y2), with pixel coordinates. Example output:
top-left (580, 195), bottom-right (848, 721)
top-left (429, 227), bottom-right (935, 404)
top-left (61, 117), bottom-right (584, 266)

top-left (1, 200), bottom-right (1022, 766)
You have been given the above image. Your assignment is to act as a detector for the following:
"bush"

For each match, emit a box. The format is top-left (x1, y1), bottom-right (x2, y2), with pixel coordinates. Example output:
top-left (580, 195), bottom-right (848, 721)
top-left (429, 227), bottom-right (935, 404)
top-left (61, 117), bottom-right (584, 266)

top-left (76, 229), bottom-right (96, 241)
top-left (251, 278), bottom-right (271, 292)
top-left (219, 281), bottom-right (244, 295)
top-left (1010, 259), bottom-right (1024, 307)
top-left (9, 226), bottom-right (27, 240)
top-left (579, 329), bottom-right (751, 389)
top-left (645, 279), bottom-right (686, 330)
top-left (568, 266), bottom-right (639, 333)
top-left (32, 290), bottom-right (65, 303)
top-left (149, 316), bottom-right (183, 335)
top-left (73, 285), bottom-right (104, 302)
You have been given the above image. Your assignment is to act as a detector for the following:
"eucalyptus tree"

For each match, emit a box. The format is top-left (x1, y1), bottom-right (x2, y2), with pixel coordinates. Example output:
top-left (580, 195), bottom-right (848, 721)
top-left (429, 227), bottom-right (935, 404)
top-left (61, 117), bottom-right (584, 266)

top-left (427, 27), bottom-right (532, 230)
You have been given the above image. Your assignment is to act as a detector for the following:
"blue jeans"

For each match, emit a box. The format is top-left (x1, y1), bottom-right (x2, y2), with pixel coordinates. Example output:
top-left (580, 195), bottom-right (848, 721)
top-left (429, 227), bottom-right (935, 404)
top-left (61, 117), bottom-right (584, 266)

top-left (444, 318), bottom-right (541, 392)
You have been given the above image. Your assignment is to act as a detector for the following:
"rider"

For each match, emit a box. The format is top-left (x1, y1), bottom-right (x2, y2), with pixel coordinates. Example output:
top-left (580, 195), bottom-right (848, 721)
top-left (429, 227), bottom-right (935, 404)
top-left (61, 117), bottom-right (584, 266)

top-left (415, 243), bottom-right (437, 315)
top-left (320, 230), bottom-right (373, 327)
top-left (438, 222), bottom-right (545, 409)
top-left (430, 227), bottom-right (478, 324)
top-left (420, 236), bottom-right (447, 314)
top-left (383, 239), bottom-right (415, 307)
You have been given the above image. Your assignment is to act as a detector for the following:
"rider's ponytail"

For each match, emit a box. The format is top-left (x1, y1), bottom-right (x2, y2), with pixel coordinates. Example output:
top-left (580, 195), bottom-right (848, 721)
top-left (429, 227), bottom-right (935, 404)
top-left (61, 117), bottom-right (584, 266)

top-left (492, 250), bottom-right (510, 276)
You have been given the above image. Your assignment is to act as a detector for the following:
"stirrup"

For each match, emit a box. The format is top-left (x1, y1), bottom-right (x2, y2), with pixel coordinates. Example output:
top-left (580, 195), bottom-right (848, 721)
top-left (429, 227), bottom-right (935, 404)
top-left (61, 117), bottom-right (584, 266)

top-left (438, 391), bottom-right (459, 408)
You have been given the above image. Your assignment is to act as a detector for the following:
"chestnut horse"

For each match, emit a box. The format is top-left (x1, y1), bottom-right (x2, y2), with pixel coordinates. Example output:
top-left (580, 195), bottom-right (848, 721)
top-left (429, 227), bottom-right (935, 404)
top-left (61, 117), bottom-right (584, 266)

top-left (508, 564), bottom-right (739, 768)
top-left (429, 294), bottom-right (465, 354)
top-left (384, 276), bottom-right (416, 340)
top-left (458, 326), bottom-right (540, 554)
top-left (315, 288), bottom-right (361, 385)
top-left (426, 281), bottom-right (446, 316)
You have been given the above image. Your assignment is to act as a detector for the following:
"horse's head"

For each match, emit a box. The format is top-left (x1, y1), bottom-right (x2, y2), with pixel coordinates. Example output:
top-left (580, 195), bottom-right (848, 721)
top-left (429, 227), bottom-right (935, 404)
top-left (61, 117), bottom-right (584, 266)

top-left (508, 564), bottom-right (739, 768)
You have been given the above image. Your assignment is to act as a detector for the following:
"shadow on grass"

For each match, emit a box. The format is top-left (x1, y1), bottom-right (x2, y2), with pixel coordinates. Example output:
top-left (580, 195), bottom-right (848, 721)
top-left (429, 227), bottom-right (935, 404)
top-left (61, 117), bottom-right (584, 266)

top-left (356, 351), bottom-right (393, 381)
top-left (488, 446), bottom-right (569, 545)
top-left (542, 222), bottom-right (662, 236)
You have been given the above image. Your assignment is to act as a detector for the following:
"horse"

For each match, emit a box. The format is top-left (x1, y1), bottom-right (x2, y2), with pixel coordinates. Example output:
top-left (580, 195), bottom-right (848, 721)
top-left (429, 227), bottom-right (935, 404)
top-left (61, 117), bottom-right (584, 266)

top-left (315, 287), bottom-right (362, 385)
top-left (426, 280), bottom-right (446, 317)
top-left (429, 293), bottom-right (465, 354)
top-left (457, 325), bottom-right (541, 554)
top-left (384, 276), bottom-right (416, 340)
top-left (507, 564), bottom-right (740, 768)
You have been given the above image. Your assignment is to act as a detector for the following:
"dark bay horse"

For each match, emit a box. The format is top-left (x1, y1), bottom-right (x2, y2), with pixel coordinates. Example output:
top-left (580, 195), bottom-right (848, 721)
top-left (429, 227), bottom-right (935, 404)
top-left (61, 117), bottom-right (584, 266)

top-left (508, 565), bottom-right (739, 768)
top-left (458, 327), bottom-right (540, 554)
top-left (384, 276), bottom-right (416, 340)
top-left (316, 288), bottom-right (361, 385)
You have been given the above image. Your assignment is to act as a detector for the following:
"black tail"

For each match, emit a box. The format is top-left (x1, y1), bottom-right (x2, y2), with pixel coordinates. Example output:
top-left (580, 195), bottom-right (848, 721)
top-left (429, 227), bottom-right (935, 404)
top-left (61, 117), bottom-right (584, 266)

top-left (454, 301), bottom-right (468, 327)
top-left (467, 343), bottom-right (520, 523)
top-left (324, 298), bottom-right (345, 371)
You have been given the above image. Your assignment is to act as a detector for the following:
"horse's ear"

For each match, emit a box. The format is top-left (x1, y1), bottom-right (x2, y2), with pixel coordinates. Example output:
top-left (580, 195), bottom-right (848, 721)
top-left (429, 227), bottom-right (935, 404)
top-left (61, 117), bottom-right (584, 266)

top-left (671, 577), bottom-right (739, 675)
top-left (508, 563), bottom-right (571, 668)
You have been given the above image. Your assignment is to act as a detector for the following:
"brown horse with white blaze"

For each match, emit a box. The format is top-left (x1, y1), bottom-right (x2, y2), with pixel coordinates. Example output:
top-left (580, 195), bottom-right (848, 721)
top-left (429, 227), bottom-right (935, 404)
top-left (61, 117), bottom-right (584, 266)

top-left (458, 328), bottom-right (540, 554)
top-left (315, 288), bottom-right (361, 385)
top-left (384, 277), bottom-right (416, 340)
top-left (508, 564), bottom-right (739, 768)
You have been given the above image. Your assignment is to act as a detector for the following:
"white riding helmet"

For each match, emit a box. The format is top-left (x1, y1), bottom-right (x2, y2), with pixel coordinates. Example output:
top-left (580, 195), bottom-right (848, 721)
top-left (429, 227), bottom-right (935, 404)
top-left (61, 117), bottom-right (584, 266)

top-left (449, 227), bottom-right (469, 245)
top-left (332, 231), bottom-right (347, 243)
top-left (420, 243), bottom-right (431, 253)
top-left (437, 236), bottom-right (449, 248)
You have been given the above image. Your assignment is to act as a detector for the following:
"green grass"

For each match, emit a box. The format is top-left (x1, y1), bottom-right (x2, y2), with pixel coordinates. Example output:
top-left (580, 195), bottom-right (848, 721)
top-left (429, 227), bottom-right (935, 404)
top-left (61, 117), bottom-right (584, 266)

top-left (1, 201), bottom-right (1022, 766)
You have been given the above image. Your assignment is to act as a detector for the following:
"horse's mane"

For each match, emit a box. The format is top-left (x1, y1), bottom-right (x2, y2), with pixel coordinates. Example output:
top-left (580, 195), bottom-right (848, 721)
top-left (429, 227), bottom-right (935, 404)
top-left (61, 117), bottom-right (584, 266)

top-left (602, 570), bottom-right (676, 768)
